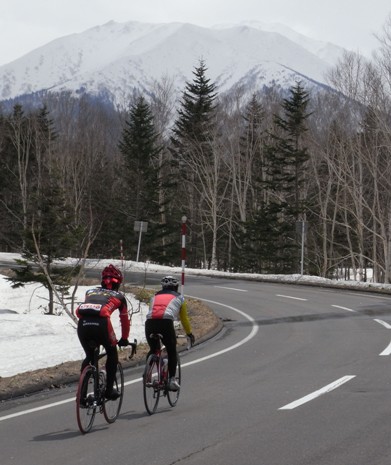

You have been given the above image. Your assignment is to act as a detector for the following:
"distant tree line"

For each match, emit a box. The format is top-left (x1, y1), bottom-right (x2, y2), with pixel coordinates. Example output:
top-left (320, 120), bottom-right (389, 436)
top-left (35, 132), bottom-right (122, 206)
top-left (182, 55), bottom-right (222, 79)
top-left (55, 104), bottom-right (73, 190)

top-left (1, 17), bottom-right (391, 284)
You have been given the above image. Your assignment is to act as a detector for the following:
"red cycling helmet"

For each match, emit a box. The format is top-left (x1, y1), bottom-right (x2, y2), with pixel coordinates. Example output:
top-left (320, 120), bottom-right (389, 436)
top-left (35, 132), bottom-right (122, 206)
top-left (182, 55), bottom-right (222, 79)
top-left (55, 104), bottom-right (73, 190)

top-left (101, 264), bottom-right (123, 290)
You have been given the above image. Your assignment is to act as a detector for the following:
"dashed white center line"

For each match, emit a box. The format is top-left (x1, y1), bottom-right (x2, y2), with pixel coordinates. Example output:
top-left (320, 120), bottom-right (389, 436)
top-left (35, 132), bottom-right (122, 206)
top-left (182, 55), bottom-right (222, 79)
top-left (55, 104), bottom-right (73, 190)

top-left (279, 376), bottom-right (356, 410)
top-left (331, 304), bottom-right (356, 312)
top-left (276, 294), bottom-right (307, 301)
top-left (214, 286), bottom-right (248, 292)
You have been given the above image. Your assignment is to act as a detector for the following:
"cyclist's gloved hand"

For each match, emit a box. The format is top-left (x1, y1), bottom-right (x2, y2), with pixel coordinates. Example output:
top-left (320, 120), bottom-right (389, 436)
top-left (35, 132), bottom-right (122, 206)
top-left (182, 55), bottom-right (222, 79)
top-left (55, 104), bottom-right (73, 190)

top-left (118, 338), bottom-right (130, 347)
top-left (187, 333), bottom-right (195, 346)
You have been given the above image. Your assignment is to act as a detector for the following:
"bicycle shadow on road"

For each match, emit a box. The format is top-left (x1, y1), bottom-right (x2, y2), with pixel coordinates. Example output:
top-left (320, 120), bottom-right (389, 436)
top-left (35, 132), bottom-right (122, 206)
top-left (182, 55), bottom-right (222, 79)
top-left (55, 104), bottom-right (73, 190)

top-left (116, 409), bottom-right (148, 421)
top-left (119, 407), bottom-right (173, 420)
top-left (32, 428), bottom-right (94, 441)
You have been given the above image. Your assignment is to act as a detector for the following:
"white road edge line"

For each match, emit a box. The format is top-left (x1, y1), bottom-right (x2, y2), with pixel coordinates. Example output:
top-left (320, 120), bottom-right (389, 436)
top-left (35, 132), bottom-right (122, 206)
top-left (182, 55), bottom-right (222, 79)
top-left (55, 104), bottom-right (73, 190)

top-left (373, 320), bottom-right (391, 355)
top-left (374, 319), bottom-right (391, 330)
top-left (279, 375), bottom-right (356, 410)
top-left (379, 341), bottom-right (391, 356)
top-left (0, 298), bottom-right (258, 422)
top-left (276, 294), bottom-right (307, 301)
top-left (331, 304), bottom-right (356, 312)
top-left (182, 296), bottom-right (259, 368)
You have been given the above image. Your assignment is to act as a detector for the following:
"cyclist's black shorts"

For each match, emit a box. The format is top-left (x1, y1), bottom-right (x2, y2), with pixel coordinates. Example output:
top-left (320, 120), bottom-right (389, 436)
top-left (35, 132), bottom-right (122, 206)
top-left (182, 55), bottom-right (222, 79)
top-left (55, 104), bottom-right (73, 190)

top-left (145, 318), bottom-right (176, 352)
top-left (77, 316), bottom-right (118, 374)
top-left (77, 316), bottom-right (112, 349)
top-left (145, 319), bottom-right (178, 377)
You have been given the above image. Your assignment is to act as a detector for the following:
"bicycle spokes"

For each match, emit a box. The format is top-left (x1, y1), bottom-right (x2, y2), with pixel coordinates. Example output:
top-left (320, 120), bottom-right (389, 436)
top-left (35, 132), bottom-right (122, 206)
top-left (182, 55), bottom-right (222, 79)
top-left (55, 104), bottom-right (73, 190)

top-left (143, 357), bottom-right (160, 414)
top-left (103, 362), bottom-right (124, 423)
top-left (76, 367), bottom-right (97, 434)
top-left (77, 359), bottom-right (124, 433)
top-left (167, 355), bottom-right (181, 407)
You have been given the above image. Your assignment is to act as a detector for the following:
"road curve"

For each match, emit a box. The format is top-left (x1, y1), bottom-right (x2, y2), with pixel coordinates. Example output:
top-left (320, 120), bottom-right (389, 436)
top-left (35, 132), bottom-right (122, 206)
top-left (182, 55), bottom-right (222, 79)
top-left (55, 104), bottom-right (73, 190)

top-left (2, 275), bottom-right (391, 465)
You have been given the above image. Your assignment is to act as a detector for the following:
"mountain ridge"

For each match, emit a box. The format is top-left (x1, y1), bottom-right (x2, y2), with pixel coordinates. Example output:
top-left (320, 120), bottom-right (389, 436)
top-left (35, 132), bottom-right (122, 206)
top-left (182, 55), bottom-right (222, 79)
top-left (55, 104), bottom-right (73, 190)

top-left (0, 20), bottom-right (344, 106)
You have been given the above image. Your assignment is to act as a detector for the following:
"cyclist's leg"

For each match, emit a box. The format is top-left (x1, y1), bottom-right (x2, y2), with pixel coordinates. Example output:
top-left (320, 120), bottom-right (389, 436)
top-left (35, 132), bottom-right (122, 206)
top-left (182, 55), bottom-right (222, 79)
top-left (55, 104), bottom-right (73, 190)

top-left (161, 320), bottom-right (178, 379)
top-left (77, 318), bottom-right (98, 371)
top-left (102, 318), bottom-right (119, 397)
top-left (145, 318), bottom-right (160, 356)
top-left (103, 362), bottom-right (124, 422)
top-left (167, 354), bottom-right (181, 406)
top-left (104, 345), bottom-right (118, 394)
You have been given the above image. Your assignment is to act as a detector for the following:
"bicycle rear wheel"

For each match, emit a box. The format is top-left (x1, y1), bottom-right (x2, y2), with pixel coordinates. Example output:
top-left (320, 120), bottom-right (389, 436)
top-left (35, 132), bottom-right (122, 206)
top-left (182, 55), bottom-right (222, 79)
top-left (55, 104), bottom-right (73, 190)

top-left (167, 353), bottom-right (181, 407)
top-left (76, 366), bottom-right (97, 434)
top-left (103, 362), bottom-right (124, 423)
top-left (143, 355), bottom-right (160, 415)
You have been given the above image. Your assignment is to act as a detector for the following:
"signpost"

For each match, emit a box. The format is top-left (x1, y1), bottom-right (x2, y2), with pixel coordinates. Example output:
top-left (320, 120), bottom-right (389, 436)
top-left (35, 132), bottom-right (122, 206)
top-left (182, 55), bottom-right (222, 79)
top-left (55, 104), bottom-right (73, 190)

top-left (181, 216), bottom-right (187, 295)
top-left (134, 221), bottom-right (148, 262)
top-left (296, 219), bottom-right (307, 275)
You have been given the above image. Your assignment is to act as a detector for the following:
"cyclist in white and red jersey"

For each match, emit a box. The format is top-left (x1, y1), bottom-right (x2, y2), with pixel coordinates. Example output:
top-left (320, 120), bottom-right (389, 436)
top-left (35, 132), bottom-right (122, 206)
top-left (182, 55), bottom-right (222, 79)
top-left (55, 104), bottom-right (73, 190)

top-left (145, 275), bottom-right (195, 391)
top-left (76, 264), bottom-right (131, 400)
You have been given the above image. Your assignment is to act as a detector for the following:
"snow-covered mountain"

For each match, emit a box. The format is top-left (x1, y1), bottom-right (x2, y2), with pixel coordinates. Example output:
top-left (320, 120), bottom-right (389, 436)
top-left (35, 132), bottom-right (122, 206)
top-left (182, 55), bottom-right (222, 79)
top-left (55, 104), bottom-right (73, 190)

top-left (0, 20), bottom-right (345, 106)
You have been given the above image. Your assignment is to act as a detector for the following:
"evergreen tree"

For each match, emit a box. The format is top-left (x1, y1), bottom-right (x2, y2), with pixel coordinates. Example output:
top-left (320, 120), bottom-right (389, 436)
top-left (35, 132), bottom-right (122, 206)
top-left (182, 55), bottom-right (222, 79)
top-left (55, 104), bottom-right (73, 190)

top-left (259, 82), bottom-right (311, 273)
top-left (0, 109), bottom-right (20, 248)
top-left (172, 60), bottom-right (217, 145)
top-left (118, 96), bottom-right (174, 262)
top-left (268, 82), bottom-right (311, 214)
top-left (170, 60), bottom-right (219, 267)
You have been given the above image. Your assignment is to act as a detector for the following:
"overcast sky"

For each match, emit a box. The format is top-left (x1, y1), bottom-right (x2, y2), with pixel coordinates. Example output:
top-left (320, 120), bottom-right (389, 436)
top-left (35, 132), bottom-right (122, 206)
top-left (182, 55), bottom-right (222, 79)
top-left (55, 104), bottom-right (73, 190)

top-left (1, 0), bottom-right (390, 65)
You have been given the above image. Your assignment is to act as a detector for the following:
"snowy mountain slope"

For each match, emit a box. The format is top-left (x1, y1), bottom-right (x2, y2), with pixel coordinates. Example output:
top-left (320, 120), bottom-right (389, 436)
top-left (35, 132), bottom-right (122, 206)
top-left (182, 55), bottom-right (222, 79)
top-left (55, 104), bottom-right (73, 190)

top-left (213, 21), bottom-right (344, 66)
top-left (0, 20), bottom-right (344, 105)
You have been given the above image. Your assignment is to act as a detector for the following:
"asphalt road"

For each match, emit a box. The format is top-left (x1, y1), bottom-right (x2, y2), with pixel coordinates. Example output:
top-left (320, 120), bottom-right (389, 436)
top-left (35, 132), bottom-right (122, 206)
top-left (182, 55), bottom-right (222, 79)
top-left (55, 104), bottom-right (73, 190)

top-left (2, 274), bottom-right (391, 464)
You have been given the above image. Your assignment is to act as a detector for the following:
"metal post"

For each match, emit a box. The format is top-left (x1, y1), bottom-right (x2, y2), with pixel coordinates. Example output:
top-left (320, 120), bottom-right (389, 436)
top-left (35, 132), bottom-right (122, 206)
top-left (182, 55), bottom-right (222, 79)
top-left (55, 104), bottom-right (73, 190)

top-left (134, 221), bottom-right (148, 262)
top-left (120, 239), bottom-right (124, 267)
top-left (136, 225), bottom-right (143, 262)
top-left (181, 216), bottom-right (187, 295)
top-left (119, 239), bottom-right (125, 284)
top-left (300, 221), bottom-right (305, 275)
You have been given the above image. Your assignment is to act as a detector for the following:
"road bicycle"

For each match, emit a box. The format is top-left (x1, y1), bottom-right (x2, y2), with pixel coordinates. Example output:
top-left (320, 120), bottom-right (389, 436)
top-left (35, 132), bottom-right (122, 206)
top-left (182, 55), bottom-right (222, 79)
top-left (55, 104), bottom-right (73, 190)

top-left (143, 333), bottom-right (188, 415)
top-left (76, 340), bottom-right (137, 434)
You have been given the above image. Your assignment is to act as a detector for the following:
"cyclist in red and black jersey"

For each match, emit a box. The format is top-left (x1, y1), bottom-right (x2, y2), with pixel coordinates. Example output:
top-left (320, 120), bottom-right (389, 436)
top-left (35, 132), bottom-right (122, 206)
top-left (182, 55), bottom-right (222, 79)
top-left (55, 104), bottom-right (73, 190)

top-left (76, 264), bottom-right (131, 400)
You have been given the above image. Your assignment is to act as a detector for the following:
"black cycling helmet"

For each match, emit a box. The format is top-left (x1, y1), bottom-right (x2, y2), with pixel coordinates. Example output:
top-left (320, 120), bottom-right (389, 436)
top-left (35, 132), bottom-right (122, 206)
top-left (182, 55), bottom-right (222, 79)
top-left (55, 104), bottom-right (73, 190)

top-left (161, 275), bottom-right (179, 291)
top-left (101, 264), bottom-right (123, 290)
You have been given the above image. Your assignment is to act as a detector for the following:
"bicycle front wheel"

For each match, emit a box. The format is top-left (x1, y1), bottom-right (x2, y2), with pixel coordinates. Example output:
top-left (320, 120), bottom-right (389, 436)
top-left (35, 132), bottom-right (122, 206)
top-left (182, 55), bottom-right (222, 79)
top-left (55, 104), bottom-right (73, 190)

top-left (167, 353), bottom-right (181, 407)
top-left (143, 355), bottom-right (160, 415)
top-left (103, 362), bottom-right (124, 423)
top-left (76, 366), bottom-right (96, 434)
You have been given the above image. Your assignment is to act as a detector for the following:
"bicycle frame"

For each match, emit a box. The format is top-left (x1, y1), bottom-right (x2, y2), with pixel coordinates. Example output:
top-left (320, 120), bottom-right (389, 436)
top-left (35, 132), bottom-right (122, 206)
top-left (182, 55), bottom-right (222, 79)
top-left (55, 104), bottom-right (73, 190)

top-left (152, 333), bottom-right (168, 376)
top-left (91, 347), bottom-right (106, 407)
top-left (142, 333), bottom-right (181, 415)
top-left (76, 341), bottom-right (136, 434)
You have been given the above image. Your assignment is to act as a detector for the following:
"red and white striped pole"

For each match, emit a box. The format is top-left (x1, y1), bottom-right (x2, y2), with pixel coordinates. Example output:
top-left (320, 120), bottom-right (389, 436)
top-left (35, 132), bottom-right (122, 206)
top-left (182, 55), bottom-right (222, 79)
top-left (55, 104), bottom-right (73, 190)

top-left (119, 239), bottom-right (125, 288)
top-left (181, 216), bottom-right (187, 295)
top-left (120, 239), bottom-right (124, 267)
